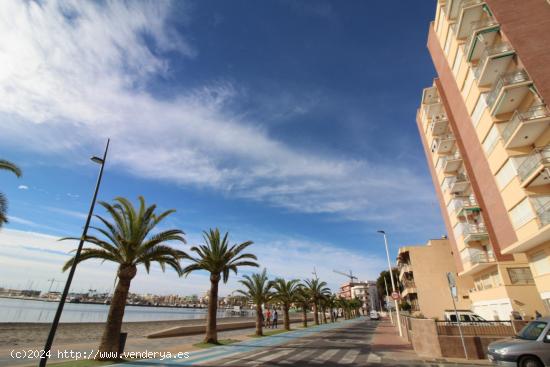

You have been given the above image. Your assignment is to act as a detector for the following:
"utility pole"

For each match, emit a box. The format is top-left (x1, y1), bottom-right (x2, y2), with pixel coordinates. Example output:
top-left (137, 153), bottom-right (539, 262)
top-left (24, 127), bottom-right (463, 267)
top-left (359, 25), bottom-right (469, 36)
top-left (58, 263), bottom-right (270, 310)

top-left (378, 230), bottom-right (403, 337)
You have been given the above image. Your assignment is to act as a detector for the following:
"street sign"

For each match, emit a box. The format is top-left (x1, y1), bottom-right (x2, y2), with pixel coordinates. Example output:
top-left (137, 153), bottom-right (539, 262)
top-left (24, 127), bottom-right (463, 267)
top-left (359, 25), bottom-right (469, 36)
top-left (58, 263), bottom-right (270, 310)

top-left (391, 291), bottom-right (400, 300)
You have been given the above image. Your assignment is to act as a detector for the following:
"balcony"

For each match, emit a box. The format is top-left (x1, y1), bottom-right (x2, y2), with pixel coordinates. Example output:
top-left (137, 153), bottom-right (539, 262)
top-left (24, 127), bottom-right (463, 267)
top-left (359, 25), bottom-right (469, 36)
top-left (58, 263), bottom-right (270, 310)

top-left (401, 279), bottom-right (417, 298)
top-left (473, 42), bottom-right (515, 87)
top-left (446, 173), bottom-right (470, 194)
top-left (462, 222), bottom-right (489, 244)
top-left (445, 0), bottom-right (465, 21)
top-left (436, 134), bottom-right (456, 154)
top-left (464, 17), bottom-right (500, 62)
top-left (460, 250), bottom-right (496, 276)
top-left (455, 0), bottom-right (486, 39)
top-left (517, 146), bottom-right (550, 188)
top-left (398, 263), bottom-right (412, 281)
top-left (430, 115), bottom-right (449, 136)
top-left (503, 198), bottom-right (550, 254)
top-left (453, 195), bottom-right (480, 217)
top-left (502, 105), bottom-right (550, 150)
top-left (486, 70), bottom-right (533, 116)
top-left (442, 151), bottom-right (463, 173)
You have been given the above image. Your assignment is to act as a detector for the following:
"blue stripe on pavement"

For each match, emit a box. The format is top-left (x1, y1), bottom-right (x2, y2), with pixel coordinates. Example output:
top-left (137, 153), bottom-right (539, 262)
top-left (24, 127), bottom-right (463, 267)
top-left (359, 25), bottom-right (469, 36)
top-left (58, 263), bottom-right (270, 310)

top-left (114, 317), bottom-right (365, 366)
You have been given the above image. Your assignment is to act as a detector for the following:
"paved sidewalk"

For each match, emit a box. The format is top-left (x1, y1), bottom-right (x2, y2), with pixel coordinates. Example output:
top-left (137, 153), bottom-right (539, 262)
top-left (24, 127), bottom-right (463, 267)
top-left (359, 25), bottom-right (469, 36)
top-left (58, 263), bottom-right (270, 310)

top-left (370, 320), bottom-right (491, 366)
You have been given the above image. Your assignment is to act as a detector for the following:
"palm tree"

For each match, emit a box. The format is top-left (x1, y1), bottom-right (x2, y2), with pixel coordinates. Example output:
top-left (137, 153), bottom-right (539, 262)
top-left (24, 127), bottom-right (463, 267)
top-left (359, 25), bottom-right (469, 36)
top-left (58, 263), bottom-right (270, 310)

top-left (303, 278), bottom-right (330, 325)
top-left (182, 228), bottom-right (258, 343)
top-left (237, 269), bottom-right (273, 336)
top-left (295, 286), bottom-right (311, 327)
top-left (319, 288), bottom-right (331, 323)
top-left (62, 196), bottom-right (186, 359)
top-left (271, 278), bottom-right (300, 330)
top-left (0, 159), bottom-right (22, 228)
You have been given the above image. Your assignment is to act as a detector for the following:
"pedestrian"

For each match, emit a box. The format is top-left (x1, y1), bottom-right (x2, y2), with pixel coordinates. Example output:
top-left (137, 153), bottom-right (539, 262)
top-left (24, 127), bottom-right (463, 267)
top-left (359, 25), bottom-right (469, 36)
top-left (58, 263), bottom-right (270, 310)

top-left (272, 309), bottom-right (278, 329)
top-left (265, 308), bottom-right (271, 328)
top-left (535, 310), bottom-right (542, 319)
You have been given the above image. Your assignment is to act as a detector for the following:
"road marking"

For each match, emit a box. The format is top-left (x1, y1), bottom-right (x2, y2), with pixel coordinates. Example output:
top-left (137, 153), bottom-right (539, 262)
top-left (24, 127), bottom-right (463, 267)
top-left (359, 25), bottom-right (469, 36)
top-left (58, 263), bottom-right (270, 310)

top-left (220, 349), bottom-right (272, 365)
top-left (367, 352), bottom-right (382, 363)
top-left (279, 349), bottom-right (319, 364)
top-left (310, 349), bottom-right (340, 364)
top-left (339, 349), bottom-right (360, 364)
top-left (243, 348), bottom-right (292, 365)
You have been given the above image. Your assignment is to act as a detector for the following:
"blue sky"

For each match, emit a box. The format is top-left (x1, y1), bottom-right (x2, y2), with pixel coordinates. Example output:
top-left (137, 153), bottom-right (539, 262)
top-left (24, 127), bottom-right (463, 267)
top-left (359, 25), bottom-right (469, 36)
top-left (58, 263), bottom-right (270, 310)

top-left (0, 0), bottom-right (443, 295)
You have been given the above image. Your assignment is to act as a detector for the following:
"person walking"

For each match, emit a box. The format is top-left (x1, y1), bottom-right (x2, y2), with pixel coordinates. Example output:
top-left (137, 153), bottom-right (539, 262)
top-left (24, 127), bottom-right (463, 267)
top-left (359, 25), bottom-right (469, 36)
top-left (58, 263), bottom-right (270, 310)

top-left (272, 309), bottom-right (278, 329)
top-left (265, 308), bottom-right (271, 328)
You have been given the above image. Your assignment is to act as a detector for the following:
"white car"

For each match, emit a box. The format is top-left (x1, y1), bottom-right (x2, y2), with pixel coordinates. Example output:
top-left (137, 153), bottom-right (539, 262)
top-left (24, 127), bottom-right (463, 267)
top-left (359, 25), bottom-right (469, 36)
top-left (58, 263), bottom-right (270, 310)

top-left (370, 310), bottom-right (380, 320)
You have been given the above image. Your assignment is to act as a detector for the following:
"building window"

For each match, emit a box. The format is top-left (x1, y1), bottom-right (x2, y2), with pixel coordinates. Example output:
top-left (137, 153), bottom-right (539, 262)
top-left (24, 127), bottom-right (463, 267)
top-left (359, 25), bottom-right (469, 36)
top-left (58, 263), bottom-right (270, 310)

top-left (474, 270), bottom-right (501, 291)
top-left (444, 30), bottom-right (452, 56)
top-left (509, 198), bottom-right (535, 229)
top-left (471, 94), bottom-right (487, 127)
top-left (462, 69), bottom-right (474, 99)
top-left (495, 159), bottom-right (517, 190)
top-left (530, 251), bottom-right (550, 276)
top-left (452, 47), bottom-right (463, 77)
top-left (507, 267), bottom-right (535, 285)
top-left (482, 124), bottom-right (500, 156)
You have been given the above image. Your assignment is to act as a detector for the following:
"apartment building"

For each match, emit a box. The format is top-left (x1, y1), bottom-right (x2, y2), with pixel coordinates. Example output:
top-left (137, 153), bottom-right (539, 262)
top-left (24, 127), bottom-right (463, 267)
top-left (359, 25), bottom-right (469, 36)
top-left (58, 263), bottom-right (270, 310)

top-left (397, 238), bottom-right (473, 319)
top-left (417, 0), bottom-right (550, 320)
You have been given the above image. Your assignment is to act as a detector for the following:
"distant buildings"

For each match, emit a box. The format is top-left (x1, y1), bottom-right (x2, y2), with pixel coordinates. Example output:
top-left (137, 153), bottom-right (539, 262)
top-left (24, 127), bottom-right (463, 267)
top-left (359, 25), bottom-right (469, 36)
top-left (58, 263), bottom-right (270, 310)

top-left (339, 280), bottom-right (379, 311)
top-left (397, 238), bottom-right (473, 319)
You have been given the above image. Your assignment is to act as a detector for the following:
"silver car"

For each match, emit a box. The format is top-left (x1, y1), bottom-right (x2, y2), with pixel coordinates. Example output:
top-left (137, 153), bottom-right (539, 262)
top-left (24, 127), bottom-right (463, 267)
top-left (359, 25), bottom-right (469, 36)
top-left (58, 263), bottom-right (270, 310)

top-left (487, 317), bottom-right (550, 367)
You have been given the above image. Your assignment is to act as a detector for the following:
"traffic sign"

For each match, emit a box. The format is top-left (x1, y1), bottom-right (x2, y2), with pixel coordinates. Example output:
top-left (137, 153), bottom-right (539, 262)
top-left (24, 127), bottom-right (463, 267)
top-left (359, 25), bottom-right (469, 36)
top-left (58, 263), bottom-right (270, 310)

top-left (391, 291), bottom-right (400, 300)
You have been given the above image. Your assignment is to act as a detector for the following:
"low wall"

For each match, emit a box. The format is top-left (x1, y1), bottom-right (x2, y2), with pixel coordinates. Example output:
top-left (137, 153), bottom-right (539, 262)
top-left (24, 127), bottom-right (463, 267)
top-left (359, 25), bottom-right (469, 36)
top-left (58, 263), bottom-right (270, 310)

top-left (439, 335), bottom-right (507, 359)
top-left (408, 318), bottom-right (442, 358)
top-left (148, 316), bottom-right (313, 338)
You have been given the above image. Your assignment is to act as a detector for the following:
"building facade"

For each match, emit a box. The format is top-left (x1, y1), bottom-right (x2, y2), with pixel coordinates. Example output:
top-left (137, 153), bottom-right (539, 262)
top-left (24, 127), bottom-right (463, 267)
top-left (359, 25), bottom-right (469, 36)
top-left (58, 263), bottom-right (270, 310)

top-left (417, 0), bottom-right (550, 319)
top-left (397, 238), bottom-right (473, 319)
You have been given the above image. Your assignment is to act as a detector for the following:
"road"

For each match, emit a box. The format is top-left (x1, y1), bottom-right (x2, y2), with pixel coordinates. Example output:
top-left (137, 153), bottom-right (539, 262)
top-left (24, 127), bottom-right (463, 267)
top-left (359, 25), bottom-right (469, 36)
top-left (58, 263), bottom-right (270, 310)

top-left (117, 318), bottom-right (486, 366)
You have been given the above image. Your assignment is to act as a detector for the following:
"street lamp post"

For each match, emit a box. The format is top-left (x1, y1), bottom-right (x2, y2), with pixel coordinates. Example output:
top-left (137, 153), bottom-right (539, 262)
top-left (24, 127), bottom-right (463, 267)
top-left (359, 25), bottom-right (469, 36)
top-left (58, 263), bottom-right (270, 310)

top-left (377, 230), bottom-right (403, 337)
top-left (40, 139), bottom-right (110, 367)
top-left (383, 276), bottom-right (393, 325)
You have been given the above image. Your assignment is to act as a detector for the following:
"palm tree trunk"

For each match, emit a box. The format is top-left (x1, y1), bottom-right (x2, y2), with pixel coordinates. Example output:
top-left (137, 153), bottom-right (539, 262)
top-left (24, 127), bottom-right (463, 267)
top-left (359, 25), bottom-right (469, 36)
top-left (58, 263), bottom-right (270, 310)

top-left (313, 301), bottom-right (319, 325)
top-left (204, 275), bottom-right (219, 344)
top-left (283, 305), bottom-right (290, 330)
top-left (302, 306), bottom-right (307, 327)
top-left (322, 306), bottom-right (327, 324)
top-left (255, 304), bottom-right (263, 336)
top-left (97, 265), bottom-right (136, 360)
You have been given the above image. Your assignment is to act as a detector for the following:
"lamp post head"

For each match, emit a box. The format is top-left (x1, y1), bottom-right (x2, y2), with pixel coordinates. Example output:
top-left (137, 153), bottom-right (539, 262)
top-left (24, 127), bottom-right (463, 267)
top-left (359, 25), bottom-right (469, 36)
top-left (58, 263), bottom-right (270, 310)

top-left (377, 230), bottom-right (386, 235)
top-left (91, 156), bottom-right (104, 164)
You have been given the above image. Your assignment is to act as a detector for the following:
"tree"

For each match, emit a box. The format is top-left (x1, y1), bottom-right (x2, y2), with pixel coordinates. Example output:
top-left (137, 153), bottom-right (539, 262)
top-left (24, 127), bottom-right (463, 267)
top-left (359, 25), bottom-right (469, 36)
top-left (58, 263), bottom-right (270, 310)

top-left (295, 286), bottom-right (311, 327)
top-left (237, 269), bottom-right (273, 336)
top-left (0, 159), bottom-right (22, 228)
top-left (271, 278), bottom-right (300, 330)
top-left (376, 268), bottom-right (401, 309)
top-left (183, 228), bottom-right (258, 343)
top-left (303, 278), bottom-right (330, 325)
top-left (62, 196), bottom-right (186, 358)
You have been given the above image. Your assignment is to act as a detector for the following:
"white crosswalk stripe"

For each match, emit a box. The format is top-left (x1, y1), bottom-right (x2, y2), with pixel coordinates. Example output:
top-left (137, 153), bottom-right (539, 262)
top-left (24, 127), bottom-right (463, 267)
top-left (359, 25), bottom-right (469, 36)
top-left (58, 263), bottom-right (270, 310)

top-left (310, 349), bottom-right (340, 364)
top-left (243, 348), bottom-right (292, 365)
top-left (279, 348), bottom-right (319, 364)
top-left (339, 349), bottom-right (360, 364)
top-left (220, 349), bottom-right (273, 365)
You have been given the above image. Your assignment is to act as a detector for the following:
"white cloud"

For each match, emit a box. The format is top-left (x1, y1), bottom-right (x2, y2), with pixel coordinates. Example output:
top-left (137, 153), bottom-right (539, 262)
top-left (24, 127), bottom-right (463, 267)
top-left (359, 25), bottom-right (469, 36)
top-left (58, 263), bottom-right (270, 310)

top-left (0, 228), bottom-right (386, 296)
top-left (17, 185), bottom-right (29, 190)
top-left (0, 0), bottom-right (440, 232)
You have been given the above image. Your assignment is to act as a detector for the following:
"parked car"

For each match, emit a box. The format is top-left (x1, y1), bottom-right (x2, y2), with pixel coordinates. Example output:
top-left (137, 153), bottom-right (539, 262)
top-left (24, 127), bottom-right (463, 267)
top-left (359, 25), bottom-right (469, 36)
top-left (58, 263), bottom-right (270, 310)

top-left (369, 310), bottom-right (380, 320)
top-left (443, 310), bottom-right (486, 323)
top-left (487, 317), bottom-right (550, 367)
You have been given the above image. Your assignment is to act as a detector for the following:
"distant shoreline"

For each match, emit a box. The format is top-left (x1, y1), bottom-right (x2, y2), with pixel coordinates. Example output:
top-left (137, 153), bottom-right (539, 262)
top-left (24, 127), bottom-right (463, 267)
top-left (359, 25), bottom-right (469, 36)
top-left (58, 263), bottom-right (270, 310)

top-left (0, 295), bottom-right (236, 309)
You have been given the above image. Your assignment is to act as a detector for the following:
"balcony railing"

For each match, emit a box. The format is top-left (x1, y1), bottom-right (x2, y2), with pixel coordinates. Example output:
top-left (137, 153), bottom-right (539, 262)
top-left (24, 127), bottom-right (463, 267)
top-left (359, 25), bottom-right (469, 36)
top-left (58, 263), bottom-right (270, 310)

top-left (535, 200), bottom-right (550, 228)
top-left (441, 150), bottom-right (462, 172)
top-left (463, 251), bottom-right (495, 266)
top-left (517, 146), bottom-right (550, 183)
top-left (464, 16), bottom-right (499, 58)
top-left (453, 195), bottom-right (479, 216)
top-left (446, 173), bottom-right (469, 193)
top-left (460, 222), bottom-right (489, 243)
top-left (436, 134), bottom-right (456, 154)
top-left (501, 105), bottom-right (550, 145)
top-left (486, 70), bottom-right (531, 109)
top-left (402, 279), bottom-right (417, 290)
top-left (473, 42), bottom-right (514, 80)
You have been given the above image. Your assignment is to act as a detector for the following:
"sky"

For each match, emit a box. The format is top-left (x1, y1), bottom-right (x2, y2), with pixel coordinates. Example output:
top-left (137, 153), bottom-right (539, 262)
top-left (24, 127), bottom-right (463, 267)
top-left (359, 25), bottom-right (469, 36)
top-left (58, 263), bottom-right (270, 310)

top-left (0, 0), bottom-right (443, 297)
